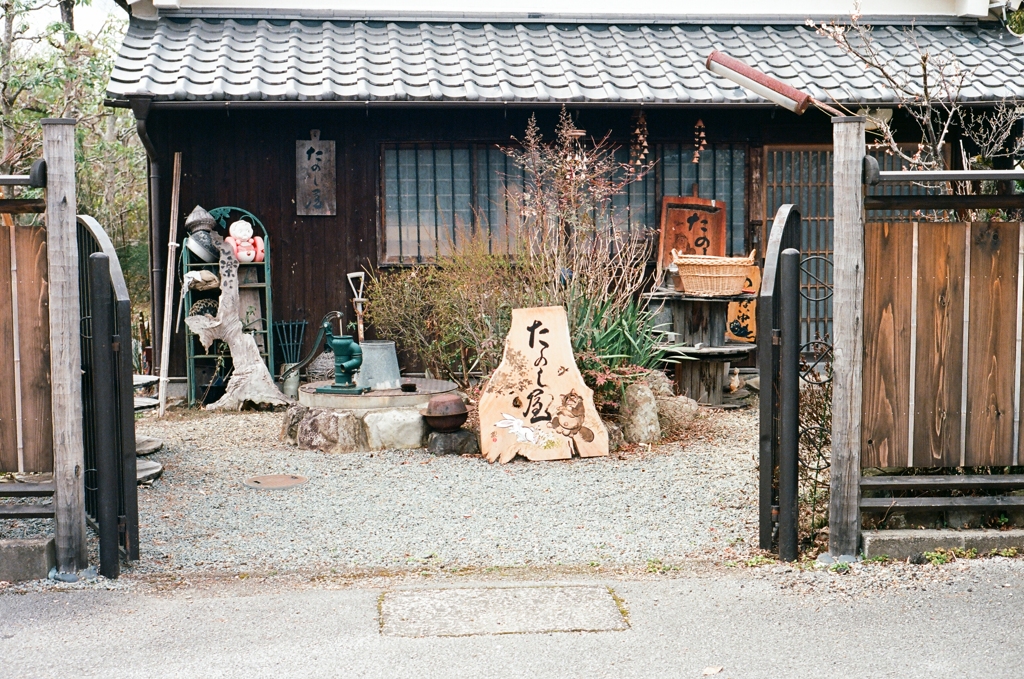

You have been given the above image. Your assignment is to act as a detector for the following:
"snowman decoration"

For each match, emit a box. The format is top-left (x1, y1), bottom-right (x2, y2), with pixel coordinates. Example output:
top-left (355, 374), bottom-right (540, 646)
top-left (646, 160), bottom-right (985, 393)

top-left (224, 220), bottom-right (265, 263)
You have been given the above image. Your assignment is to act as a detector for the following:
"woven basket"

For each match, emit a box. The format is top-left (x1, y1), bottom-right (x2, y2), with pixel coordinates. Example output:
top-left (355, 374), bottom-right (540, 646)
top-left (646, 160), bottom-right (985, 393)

top-left (671, 250), bottom-right (755, 296)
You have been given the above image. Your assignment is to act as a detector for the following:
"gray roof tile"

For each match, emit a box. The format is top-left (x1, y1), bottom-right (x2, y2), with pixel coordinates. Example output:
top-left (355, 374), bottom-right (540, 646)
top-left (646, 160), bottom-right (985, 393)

top-left (108, 18), bottom-right (1024, 105)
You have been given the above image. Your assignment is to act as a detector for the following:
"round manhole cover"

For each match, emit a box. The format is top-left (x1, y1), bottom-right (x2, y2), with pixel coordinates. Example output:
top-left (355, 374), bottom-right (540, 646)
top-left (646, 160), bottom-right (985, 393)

top-left (243, 474), bottom-right (308, 490)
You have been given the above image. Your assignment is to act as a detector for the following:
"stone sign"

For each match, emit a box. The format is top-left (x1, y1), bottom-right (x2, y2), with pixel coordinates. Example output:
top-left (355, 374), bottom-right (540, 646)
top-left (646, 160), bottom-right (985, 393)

top-left (479, 306), bottom-right (608, 463)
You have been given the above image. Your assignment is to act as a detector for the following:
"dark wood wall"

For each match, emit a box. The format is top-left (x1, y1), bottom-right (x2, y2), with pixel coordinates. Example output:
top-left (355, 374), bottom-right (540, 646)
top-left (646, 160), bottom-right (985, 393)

top-left (146, 105), bottom-right (838, 375)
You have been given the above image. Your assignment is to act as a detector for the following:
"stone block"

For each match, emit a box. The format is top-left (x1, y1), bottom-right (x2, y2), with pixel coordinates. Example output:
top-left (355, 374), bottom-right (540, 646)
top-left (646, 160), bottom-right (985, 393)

top-left (656, 395), bottom-right (699, 435)
top-left (296, 408), bottom-right (367, 453)
top-left (364, 407), bottom-right (427, 450)
top-left (0, 538), bottom-right (55, 582)
top-left (620, 383), bottom-right (661, 444)
top-left (862, 529), bottom-right (1024, 560)
top-left (280, 404), bottom-right (309, 444)
top-left (427, 429), bottom-right (479, 455)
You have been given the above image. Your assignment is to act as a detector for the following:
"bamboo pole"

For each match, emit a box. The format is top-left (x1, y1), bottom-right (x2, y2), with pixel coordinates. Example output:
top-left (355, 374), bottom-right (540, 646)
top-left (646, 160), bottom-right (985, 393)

top-left (829, 116), bottom-right (866, 557)
top-left (1, 193), bottom-right (25, 473)
top-left (157, 152), bottom-right (182, 417)
top-left (43, 118), bottom-right (87, 573)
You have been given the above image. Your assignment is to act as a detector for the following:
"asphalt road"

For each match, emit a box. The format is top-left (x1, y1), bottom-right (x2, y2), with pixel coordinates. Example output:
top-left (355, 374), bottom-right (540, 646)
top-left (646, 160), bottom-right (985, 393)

top-left (3, 566), bottom-right (1023, 678)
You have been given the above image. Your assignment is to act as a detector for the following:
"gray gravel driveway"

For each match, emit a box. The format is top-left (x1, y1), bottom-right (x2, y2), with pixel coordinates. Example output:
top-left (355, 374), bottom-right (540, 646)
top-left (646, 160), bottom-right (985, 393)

top-left (121, 407), bottom-right (758, 573)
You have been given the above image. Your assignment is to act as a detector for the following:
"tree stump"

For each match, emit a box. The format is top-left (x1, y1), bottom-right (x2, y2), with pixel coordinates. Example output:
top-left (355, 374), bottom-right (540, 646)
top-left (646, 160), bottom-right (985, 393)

top-left (185, 234), bottom-right (290, 411)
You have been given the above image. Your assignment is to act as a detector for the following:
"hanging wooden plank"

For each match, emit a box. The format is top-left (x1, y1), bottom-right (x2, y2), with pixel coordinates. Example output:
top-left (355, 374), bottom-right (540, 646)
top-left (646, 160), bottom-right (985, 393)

top-left (16, 223), bottom-right (53, 473)
top-left (861, 222), bottom-right (914, 468)
top-left (965, 222), bottom-right (1018, 467)
top-left (296, 129), bottom-right (336, 216)
top-left (0, 218), bottom-right (17, 472)
top-left (655, 195), bottom-right (727, 285)
top-left (913, 221), bottom-right (966, 467)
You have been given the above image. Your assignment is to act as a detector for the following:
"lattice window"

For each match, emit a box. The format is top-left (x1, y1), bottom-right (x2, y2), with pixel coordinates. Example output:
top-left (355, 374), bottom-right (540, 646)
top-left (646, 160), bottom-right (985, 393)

top-left (381, 142), bottom-right (747, 264)
top-left (766, 145), bottom-right (945, 344)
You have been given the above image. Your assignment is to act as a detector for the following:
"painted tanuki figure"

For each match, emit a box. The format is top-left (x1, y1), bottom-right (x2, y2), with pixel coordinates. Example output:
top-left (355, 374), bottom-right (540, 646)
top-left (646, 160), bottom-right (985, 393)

top-left (551, 390), bottom-right (595, 443)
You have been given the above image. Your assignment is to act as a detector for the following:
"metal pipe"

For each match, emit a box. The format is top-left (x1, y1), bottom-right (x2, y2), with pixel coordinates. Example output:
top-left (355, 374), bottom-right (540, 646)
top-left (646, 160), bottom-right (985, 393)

top-left (88, 253), bottom-right (120, 579)
top-left (778, 247), bottom-right (801, 562)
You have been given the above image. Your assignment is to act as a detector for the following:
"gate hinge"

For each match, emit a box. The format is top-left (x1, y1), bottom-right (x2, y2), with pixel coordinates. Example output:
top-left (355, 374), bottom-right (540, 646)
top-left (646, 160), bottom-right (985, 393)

top-left (772, 329), bottom-right (781, 345)
top-left (118, 515), bottom-right (126, 536)
top-left (771, 505), bottom-right (780, 523)
top-left (111, 334), bottom-right (121, 352)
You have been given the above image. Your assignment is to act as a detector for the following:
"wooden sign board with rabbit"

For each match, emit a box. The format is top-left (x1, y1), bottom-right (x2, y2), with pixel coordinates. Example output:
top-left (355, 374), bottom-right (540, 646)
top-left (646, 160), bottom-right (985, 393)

top-left (479, 306), bottom-right (608, 463)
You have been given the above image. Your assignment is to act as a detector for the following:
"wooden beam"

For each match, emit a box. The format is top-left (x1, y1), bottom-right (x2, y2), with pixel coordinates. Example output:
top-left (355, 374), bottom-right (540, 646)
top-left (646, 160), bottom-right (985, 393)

top-left (42, 118), bottom-right (87, 573)
top-left (829, 116), bottom-right (866, 557)
top-left (0, 199), bottom-right (46, 214)
top-left (860, 475), bottom-right (1024, 491)
top-left (861, 496), bottom-right (1024, 509)
top-left (865, 195), bottom-right (1024, 211)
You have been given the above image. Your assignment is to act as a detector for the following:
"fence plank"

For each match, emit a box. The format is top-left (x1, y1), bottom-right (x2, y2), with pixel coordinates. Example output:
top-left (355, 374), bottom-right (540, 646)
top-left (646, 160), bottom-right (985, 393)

top-left (862, 222), bottom-right (914, 467)
top-left (0, 221), bottom-right (16, 471)
top-left (913, 222), bottom-right (966, 467)
top-left (16, 223), bottom-right (53, 473)
top-left (966, 222), bottom-right (1018, 467)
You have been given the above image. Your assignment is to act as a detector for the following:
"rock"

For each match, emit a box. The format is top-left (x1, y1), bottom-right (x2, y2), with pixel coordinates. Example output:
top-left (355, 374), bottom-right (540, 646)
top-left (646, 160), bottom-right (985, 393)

top-left (280, 404), bottom-right (309, 444)
top-left (620, 383), bottom-right (661, 444)
top-left (135, 435), bottom-right (164, 457)
top-left (427, 429), bottom-right (480, 455)
top-left (0, 538), bottom-right (55, 582)
top-left (365, 408), bottom-right (427, 450)
top-left (137, 459), bottom-right (163, 483)
top-left (746, 375), bottom-right (760, 392)
top-left (655, 394), bottom-right (699, 436)
top-left (603, 419), bottom-right (624, 452)
top-left (297, 408), bottom-right (367, 453)
top-left (837, 554), bottom-right (857, 564)
top-left (815, 552), bottom-right (835, 565)
top-left (642, 370), bottom-right (676, 398)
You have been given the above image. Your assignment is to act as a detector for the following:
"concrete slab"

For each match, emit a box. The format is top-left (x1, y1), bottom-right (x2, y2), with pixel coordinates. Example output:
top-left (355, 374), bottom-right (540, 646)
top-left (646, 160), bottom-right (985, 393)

top-left (380, 586), bottom-right (628, 637)
top-left (862, 528), bottom-right (1024, 559)
top-left (0, 538), bottom-right (55, 582)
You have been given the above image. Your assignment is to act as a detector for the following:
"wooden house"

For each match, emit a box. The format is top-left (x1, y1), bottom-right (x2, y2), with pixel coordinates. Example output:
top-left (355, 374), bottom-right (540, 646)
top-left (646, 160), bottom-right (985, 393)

top-left (106, 0), bottom-right (1024, 381)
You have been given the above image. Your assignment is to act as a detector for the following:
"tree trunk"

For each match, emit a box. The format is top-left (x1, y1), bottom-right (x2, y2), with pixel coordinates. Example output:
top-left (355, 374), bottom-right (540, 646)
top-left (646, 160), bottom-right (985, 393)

top-left (59, 0), bottom-right (74, 31)
top-left (185, 234), bottom-right (290, 411)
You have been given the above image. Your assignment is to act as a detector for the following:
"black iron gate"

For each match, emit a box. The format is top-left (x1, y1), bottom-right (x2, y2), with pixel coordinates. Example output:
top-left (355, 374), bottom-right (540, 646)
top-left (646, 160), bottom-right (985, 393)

top-left (77, 215), bottom-right (139, 577)
top-left (758, 204), bottom-right (834, 560)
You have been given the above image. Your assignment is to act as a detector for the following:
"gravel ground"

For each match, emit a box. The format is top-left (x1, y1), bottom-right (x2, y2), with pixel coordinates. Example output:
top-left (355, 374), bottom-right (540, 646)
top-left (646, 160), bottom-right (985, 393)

top-left (105, 406), bottom-right (760, 574)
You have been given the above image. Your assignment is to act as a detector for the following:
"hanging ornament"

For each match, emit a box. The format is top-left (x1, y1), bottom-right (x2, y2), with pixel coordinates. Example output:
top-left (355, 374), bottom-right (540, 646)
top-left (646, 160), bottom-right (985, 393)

top-left (630, 109), bottom-right (649, 168)
top-left (692, 119), bottom-right (707, 164)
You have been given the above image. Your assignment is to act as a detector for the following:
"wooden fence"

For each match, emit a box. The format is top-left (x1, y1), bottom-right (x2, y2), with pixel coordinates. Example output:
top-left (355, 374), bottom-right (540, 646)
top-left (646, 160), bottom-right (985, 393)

top-left (0, 219), bottom-right (52, 474)
top-left (862, 221), bottom-right (1024, 469)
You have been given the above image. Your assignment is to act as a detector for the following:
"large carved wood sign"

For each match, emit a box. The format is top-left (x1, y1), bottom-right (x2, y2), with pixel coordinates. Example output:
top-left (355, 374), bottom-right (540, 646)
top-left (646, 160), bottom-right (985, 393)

top-left (296, 129), bottom-right (336, 216)
top-left (656, 195), bottom-right (727, 284)
top-left (480, 306), bottom-right (608, 463)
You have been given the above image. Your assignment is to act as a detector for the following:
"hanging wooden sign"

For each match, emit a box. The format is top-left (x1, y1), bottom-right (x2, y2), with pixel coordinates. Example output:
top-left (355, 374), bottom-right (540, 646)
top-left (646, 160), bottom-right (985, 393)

top-left (479, 306), bottom-right (608, 463)
top-left (656, 194), bottom-right (727, 285)
top-left (727, 265), bottom-right (760, 343)
top-left (296, 129), bottom-right (336, 216)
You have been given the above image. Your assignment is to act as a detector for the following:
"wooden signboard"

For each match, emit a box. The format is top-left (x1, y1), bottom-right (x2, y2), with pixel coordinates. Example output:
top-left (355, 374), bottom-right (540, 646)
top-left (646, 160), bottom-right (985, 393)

top-left (726, 265), bottom-right (760, 343)
top-left (296, 129), bottom-right (336, 216)
top-left (480, 306), bottom-right (608, 463)
top-left (656, 195), bottom-right (727, 285)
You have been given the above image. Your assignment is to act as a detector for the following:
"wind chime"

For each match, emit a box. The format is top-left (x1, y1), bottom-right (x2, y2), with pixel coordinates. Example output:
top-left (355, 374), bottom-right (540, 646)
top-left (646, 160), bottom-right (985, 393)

top-left (630, 110), bottom-right (649, 169)
top-left (692, 119), bottom-right (707, 164)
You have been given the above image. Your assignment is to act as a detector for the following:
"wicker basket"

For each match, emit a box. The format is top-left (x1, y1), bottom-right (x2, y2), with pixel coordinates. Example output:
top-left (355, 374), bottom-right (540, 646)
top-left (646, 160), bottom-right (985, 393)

top-left (671, 250), bottom-right (755, 296)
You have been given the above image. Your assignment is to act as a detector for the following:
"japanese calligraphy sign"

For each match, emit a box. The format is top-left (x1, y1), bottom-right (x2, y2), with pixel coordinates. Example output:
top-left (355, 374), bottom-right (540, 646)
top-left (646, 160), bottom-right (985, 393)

top-left (656, 196), bottom-right (727, 285)
top-left (727, 265), bottom-right (760, 343)
top-left (296, 129), bottom-right (336, 216)
top-left (480, 306), bottom-right (608, 463)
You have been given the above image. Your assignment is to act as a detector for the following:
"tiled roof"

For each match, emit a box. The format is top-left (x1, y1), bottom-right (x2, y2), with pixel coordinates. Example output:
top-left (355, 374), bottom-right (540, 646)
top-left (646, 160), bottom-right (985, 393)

top-left (108, 18), bottom-right (1024, 104)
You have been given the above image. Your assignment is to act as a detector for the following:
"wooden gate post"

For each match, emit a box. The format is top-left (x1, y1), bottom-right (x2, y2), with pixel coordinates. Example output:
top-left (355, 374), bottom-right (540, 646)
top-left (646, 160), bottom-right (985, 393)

top-left (829, 116), bottom-right (866, 557)
top-left (42, 118), bottom-right (87, 572)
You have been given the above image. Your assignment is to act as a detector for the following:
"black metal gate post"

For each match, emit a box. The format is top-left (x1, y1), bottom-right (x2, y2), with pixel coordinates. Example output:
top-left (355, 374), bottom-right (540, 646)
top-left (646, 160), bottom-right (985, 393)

top-left (778, 248), bottom-right (801, 561)
top-left (88, 253), bottom-right (120, 579)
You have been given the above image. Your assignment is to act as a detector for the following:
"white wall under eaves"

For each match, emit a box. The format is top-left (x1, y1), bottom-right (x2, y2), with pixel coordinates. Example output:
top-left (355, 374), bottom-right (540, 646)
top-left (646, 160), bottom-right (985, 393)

top-left (130, 0), bottom-right (1001, 21)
